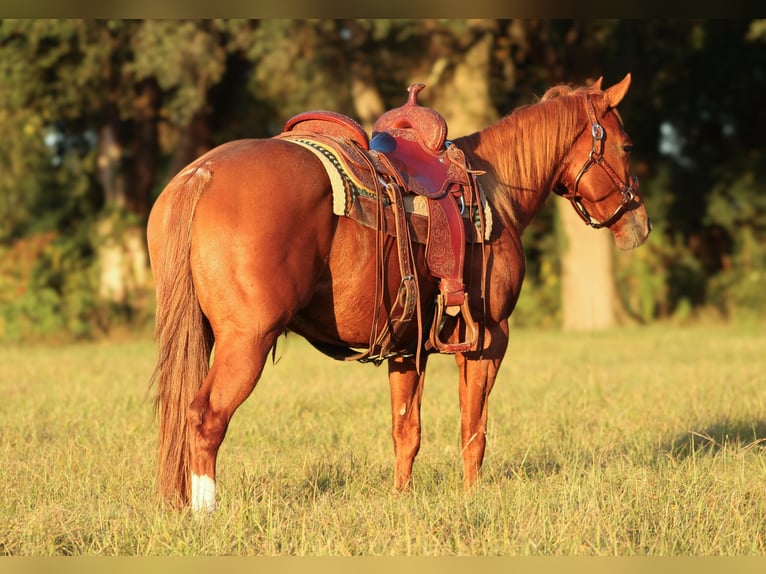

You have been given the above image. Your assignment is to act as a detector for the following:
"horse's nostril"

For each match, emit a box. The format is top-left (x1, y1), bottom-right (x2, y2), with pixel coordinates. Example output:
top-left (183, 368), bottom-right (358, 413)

top-left (648, 218), bottom-right (653, 233)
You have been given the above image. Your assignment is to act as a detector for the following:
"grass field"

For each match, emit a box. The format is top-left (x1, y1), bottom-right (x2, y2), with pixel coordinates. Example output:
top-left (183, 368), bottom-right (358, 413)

top-left (1, 323), bottom-right (765, 555)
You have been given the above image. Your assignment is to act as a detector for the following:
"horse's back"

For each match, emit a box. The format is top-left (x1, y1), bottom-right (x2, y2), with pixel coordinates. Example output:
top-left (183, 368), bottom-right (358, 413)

top-left (191, 138), bottom-right (335, 236)
top-left (150, 137), bottom-right (333, 259)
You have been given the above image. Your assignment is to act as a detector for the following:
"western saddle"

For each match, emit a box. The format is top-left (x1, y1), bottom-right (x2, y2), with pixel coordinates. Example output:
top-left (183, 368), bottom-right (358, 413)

top-left (277, 84), bottom-right (486, 363)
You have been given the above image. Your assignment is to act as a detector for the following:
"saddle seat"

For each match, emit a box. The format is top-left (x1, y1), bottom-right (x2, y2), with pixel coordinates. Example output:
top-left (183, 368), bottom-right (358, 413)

top-left (369, 84), bottom-right (458, 198)
top-left (277, 84), bottom-right (483, 357)
top-left (374, 83), bottom-right (447, 152)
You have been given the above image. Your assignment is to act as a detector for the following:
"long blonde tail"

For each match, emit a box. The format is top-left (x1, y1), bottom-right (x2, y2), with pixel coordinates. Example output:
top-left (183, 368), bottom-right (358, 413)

top-left (148, 164), bottom-right (214, 507)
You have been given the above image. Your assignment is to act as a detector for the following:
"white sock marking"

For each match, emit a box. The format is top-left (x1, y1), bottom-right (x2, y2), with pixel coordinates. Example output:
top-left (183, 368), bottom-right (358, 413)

top-left (191, 474), bottom-right (216, 512)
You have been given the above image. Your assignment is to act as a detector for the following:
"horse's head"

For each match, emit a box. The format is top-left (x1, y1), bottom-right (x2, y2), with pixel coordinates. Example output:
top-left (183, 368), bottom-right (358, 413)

top-left (555, 73), bottom-right (651, 250)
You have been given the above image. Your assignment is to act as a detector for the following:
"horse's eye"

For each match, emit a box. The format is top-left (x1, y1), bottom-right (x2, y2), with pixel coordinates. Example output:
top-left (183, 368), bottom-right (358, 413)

top-left (623, 144), bottom-right (633, 154)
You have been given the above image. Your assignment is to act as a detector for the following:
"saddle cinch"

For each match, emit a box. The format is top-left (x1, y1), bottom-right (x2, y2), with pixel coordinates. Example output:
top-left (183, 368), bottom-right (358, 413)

top-left (276, 84), bottom-right (487, 361)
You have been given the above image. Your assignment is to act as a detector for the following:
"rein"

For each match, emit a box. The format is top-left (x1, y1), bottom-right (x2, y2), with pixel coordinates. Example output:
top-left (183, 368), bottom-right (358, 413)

top-left (557, 94), bottom-right (639, 229)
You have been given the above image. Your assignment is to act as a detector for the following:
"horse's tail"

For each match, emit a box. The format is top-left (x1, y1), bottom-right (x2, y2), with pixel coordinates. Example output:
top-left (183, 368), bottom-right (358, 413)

top-left (148, 162), bottom-right (214, 508)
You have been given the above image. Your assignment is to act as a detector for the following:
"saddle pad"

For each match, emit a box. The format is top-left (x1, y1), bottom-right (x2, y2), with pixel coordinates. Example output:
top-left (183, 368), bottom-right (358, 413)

top-left (278, 135), bottom-right (492, 242)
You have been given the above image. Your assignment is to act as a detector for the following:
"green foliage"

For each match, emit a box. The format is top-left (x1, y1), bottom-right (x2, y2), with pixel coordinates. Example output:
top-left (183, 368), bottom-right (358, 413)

top-left (243, 20), bottom-right (352, 123)
top-left (0, 228), bottom-right (100, 342)
top-left (128, 20), bottom-right (229, 126)
top-left (0, 20), bottom-right (117, 122)
top-left (705, 158), bottom-right (766, 319)
top-left (0, 21), bottom-right (104, 237)
top-left (615, 166), bottom-right (694, 322)
top-left (511, 201), bottom-right (562, 328)
top-left (1, 19), bottom-right (766, 339)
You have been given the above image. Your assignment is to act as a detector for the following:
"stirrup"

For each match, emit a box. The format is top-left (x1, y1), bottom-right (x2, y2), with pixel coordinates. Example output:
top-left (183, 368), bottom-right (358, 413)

top-left (429, 292), bottom-right (478, 354)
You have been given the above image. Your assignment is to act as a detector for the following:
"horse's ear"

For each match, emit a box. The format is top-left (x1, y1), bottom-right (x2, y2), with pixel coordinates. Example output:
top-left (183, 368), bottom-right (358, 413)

top-left (590, 76), bottom-right (603, 90)
top-left (603, 73), bottom-right (632, 107)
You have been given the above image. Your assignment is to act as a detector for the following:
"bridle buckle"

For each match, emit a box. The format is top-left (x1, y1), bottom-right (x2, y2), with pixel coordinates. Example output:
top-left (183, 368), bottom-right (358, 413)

top-left (591, 123), bottom-right (604, 141)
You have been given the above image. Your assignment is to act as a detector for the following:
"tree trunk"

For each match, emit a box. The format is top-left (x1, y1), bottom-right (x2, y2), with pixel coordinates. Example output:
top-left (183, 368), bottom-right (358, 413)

top-left (95, 79), bottom-right (161, 306)
top-left (426, 29), bottom-right (498, 137)
top-left (558, 200), bottom-right (619, 331)
top-left (127, 78), bottom-right (161, 218)
top-left (96, 108), bottom-right (128, 209)
top-left (350, 60), bottom-right (385, 133)
top-left (168, 104), bottom-right (214, 178)
top-left (96, 216), bottom-right (150, 305)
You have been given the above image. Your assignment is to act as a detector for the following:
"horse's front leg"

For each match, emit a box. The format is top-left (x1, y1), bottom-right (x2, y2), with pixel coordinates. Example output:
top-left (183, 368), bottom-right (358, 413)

top-left (456, 321), bottom-right (508, 488)
top-left (387, 355), bottom-right (428, 490)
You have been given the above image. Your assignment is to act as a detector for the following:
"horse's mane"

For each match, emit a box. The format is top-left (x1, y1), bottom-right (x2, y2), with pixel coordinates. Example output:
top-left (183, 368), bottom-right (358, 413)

top-left (457, 83), bottom-right (598, 230)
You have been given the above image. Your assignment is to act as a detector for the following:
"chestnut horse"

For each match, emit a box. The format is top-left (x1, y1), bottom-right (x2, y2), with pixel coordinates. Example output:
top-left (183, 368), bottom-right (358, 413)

top-left (147, 74), bottom-right (650, 511)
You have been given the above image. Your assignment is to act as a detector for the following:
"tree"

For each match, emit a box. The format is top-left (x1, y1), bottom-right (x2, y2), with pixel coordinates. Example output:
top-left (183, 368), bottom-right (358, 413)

top-left (0, 20), bottom-right (256, 336)
top-left (3, 19), bottom-right (766, 341)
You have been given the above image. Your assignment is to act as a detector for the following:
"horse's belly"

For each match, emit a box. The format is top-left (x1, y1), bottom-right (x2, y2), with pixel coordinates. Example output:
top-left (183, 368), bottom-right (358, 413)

top-left (288, 217), bottom-right (434, 350)
top-left (287, 250), bottom-right (390, 348)
top-left (288, 291), bottom-right (375, 348)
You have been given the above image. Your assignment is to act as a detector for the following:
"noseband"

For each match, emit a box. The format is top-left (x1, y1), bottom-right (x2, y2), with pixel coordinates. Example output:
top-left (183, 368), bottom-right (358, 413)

top-left (557, 94), bottom-right (639, 229)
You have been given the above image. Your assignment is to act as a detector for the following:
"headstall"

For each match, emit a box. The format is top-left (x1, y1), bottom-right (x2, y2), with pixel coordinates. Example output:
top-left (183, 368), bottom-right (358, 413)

top-left (557, 94), bottom-right (639, 229)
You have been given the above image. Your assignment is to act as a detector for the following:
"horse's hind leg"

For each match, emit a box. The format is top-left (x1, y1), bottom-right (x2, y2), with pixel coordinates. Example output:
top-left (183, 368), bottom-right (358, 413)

top-left (187, 252), bottom-right (294, 511)
top-left (388, 355), bottom-right (427, 490)
top-left (187, 327), bottom-right (281, 511)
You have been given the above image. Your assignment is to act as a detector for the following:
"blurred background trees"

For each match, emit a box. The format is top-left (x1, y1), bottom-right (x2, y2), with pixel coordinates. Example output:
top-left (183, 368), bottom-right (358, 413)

top-left (1, 19), bottom-right (765, 342)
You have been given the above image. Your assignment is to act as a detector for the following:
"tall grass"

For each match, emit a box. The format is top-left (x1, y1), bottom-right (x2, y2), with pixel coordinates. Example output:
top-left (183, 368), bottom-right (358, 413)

top-left (1, 324), bottom-right (765, 555)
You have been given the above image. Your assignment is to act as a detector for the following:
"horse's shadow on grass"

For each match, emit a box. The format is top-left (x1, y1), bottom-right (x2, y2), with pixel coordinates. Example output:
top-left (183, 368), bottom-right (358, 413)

top-left (661, 419), bottom-right (766, 460)
top-left (486, 419), bottom-right (766, 483)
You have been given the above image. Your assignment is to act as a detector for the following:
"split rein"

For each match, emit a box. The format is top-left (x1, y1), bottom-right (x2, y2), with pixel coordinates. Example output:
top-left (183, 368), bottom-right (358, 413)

top-left (556, 94), bottom-right (640, 229)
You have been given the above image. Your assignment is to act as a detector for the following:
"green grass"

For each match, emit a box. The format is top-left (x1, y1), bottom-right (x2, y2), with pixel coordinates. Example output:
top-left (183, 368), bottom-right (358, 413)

top-left (1, 324), bottom-right (766, 555)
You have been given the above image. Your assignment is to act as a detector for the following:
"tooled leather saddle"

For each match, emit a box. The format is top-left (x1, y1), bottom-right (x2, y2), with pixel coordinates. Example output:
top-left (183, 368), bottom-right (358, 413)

top-left (276, 84), bottom-right (486, 362)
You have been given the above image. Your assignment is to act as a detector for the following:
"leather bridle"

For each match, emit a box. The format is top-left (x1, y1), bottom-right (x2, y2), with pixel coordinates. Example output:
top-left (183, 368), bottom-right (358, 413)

top-left (556, 94), bottom-right (640, 229)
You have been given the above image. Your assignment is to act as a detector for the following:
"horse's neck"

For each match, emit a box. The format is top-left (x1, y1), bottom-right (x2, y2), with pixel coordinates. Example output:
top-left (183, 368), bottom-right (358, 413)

top-left (456, 103), bottom-right (578, 233)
